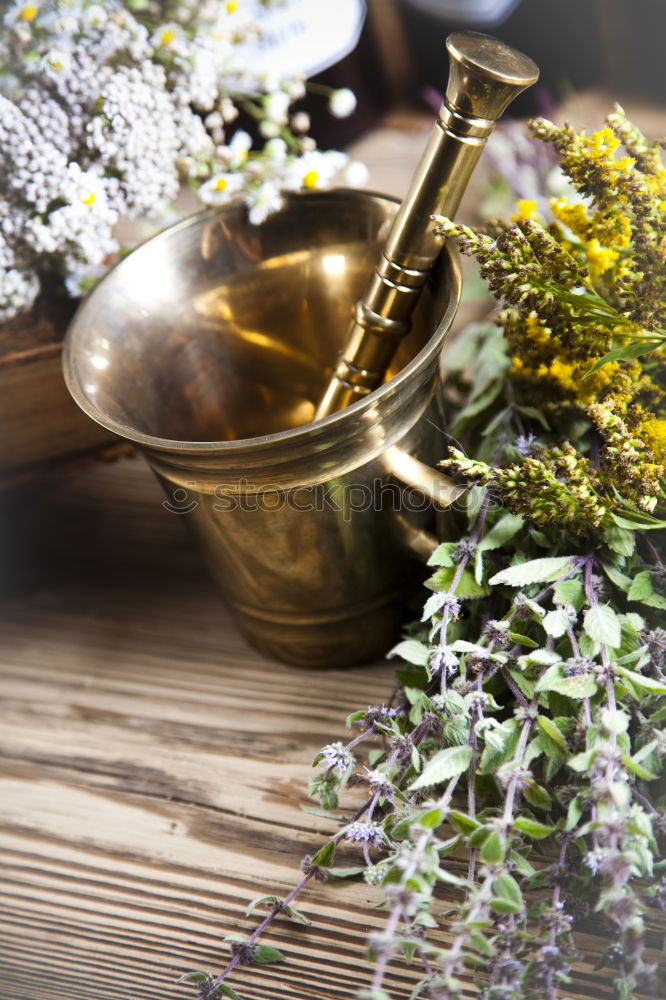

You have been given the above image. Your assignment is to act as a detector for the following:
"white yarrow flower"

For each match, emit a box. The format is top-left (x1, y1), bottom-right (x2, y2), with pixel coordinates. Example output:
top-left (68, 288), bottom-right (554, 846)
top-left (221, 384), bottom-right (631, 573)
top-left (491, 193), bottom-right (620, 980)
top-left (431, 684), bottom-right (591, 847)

top-left (329, 88), bottom-right (357, 119)
top-left (342, 160), bottom-right (369, 188)
top-left (264, 91), bottom-right (290, 125)
top-left (263, 137), bottom-right (287, 163)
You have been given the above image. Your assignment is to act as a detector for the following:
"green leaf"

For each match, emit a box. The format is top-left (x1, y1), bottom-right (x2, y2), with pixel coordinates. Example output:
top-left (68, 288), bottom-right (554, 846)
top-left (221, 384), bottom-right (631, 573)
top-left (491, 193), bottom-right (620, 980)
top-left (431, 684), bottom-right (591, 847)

top-left (469, 826), bottom-right (491, 849)
top-left (346, 710), bottom-right (367, 727)
top-left (602, 526), bottom-right (636, 556)
top-left (427, 541), bottom-right (458, 567)
top-left (567, 750), bottom-right (592, 773)
top-left (436, 867), bottom-right (471, 888)
top-left (642, 591), bottom-right (666, 610)
top-left (490, 897), bottom-right (522, 914)
top-left (493, 872), bottom-right (523, 906)
top-left (311, 841), bottom-right (335, 868)
top-left (628, 570), bottom-right (654, 601)
top-left (427, 566), bottom-right (490, 599)
top-left (623, 755), bottom-right (659, 782)
top-left (478, 514), bottom-right (524, 553)
top-left (513, 595), bottom-right (546, 619)
top-left (482, 405), bottom-right (511, 438)
top-left (522, 781), bottom-right (552, 811)
top-left (537, 716), bottom-right (569, 755)
top-left (511, 851), bottom-right (537, 878)
top-left (565, 795), bottom-right (584, 831)
top-left (359, 990), bottom-right (392, 1000)
top-left (300, 805), bottom-right (340, 820)
top-left (515, 404), bottom-right (551, 430)
top-left (514, 816), bottom-right (555, 839)
top-left (583, 604), bottom-right (621, 648)
top-left (578, 632), bottom-right (600, 658)
top-left (448, 810), bottom-right (481, 835)
top-left (535, 664), bottom-right (597, 699)
top-left (602, 562), bottom-right (632, 592)
top-left (553, 579), bottom-right (584, 607)
top-left (518, 648), bottom-right (561, 670)
top-left (176, 972), bottom-right (209, 984)
top-left (489, 556), bottom-right (577, 587)
top-left (611, 511), bottom-right (664, 531)
top-left (421, 592), bottom-right (447, 621)
top-left (409, 744), bottom-right (473, 790)
top-left (245, 895), bottom-right (279, 917)
top-left (474, 548), bottom-right (484, 585)
top-left (400, 939), bottom-right (419, 963)
top-left (480, 831), bottom-right (506, 864)
top-left (507, 631), bottom-right (539, 648)
top-left (542, 608), bottom-right (570, 638)
top-left (283, 904), bottom-right (312, 925)
top-left (420, 807), bottom-right (444, 830)
top-left (583, 338), bottom-right (661, 377)
top-left (388, 639), bottom-right (430, 665)
top-left (215, 986), bottom-right (242, 1000)
top-left (253, 945), bottom-right (285, 965)
top-left (327, 866), bottom-right (366, 879)
top-left (616, 665), bottom-right (666, 695)
top-left (479, 720), bottom-right (522, 773)
top-left (470, 931), bottom-right (494, 956)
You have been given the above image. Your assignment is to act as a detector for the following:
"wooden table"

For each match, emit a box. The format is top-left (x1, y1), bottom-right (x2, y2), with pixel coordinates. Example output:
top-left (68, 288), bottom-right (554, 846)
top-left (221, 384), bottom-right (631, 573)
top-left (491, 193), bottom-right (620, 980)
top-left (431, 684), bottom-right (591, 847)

top-left (2, 100), bottom-right (664, 999)
top-left (3, 456), bottom-right (662, 1000)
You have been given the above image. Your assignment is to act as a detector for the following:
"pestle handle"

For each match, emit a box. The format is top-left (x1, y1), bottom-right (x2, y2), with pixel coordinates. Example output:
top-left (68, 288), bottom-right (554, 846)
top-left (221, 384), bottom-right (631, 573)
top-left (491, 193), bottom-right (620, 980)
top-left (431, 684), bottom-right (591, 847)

top-left (314, 32), bottom-right (539, 419)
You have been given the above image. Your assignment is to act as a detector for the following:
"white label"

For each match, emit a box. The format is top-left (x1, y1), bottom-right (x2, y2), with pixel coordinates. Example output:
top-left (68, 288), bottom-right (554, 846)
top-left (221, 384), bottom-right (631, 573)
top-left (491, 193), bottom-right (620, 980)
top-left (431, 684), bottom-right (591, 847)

top-left (243, 0), bottom-right (366, 78)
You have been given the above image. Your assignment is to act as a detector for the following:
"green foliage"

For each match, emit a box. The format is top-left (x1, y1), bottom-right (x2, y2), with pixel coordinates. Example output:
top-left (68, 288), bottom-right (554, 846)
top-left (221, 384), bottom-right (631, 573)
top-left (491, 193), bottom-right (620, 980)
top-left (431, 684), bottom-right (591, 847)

top-left (178, 110), bottom-right (666, 1000)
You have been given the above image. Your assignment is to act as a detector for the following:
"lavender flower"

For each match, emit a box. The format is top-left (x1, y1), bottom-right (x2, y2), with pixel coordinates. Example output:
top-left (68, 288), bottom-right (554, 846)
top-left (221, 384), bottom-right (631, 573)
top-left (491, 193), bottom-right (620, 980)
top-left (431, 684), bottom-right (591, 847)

top-left (364, 768), bottom-right (395, 802)
top-left (515, 432), bottom-right (539, 456)
top-left (345, 822), bottom-right (384, 848)
top-left (431, 646), bottom-right (460, 678)
top-left (319, 741), bottom-right (354, 776)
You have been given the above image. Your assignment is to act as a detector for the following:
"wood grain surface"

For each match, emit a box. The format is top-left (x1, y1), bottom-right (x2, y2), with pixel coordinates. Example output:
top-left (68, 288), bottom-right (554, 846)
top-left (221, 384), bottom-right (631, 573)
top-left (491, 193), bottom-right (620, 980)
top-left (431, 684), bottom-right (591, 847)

top-left (1, 453), bottom-right (662, 1000)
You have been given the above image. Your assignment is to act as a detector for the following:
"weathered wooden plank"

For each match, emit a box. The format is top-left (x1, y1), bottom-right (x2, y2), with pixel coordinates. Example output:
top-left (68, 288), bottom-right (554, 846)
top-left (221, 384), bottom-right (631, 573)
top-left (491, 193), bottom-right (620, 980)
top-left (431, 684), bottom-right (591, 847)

top-left (2, 455), bottom-right (661, 1000)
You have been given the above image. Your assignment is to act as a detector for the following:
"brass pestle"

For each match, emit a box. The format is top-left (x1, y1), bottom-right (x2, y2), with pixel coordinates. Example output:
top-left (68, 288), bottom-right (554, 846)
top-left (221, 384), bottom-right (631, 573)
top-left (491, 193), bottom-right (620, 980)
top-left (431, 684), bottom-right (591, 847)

top-left (314, 31), bottom-right (539, 419)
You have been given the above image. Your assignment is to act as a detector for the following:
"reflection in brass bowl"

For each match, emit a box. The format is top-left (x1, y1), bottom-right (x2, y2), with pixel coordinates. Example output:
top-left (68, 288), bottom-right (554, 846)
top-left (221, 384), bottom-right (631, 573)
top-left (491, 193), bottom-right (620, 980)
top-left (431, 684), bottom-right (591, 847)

top-left (63, 191), bottom-right (462, 667)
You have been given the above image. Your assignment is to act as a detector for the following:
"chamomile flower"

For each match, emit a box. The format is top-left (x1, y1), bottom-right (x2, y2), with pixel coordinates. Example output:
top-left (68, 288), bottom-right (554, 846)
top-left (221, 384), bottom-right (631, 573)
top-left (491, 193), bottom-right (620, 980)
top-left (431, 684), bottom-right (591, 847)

top-left (198, 171), bottom-right (244, 206)
top-left (246, 181), bottom-right (283, 225)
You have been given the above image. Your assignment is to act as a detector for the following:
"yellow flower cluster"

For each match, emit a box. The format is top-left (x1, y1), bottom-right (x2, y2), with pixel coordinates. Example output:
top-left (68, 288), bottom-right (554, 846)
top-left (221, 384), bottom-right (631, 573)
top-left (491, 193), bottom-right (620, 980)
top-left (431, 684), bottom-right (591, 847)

top-left (499, 115), bottom-right (665, 514)
top-left (511, 353), bottom-right (625, 405)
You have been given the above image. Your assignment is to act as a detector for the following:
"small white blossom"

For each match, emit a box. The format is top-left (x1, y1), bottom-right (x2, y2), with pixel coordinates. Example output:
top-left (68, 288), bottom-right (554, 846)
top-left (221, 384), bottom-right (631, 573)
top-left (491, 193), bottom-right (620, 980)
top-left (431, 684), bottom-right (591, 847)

top-left (0, 267), bottom-right (40, 321)
top-left (319, 741), bottom-right (355, 776)
top-left (264, 91), bottom-right (290, 125)
top-left (329, 87), bottom-right (357, 119)
top-left (345, 821), bottom-right (384, 848)
top-left (41, 48), bottom-right (72, 76)
top-left (246, 181), bottom-right (283, 225)
top-left (222, 129), bottom-right (252, 168)
top-left (198, 171), bottom-right (244, 207)
top-left (259, 119), bottom-right (280, 140)
top-left (282, 149), bottom-right (347, 193)
top-left (263, 137), bottom-right (287, 163)
top-left (82, 5), bottom-right (107, 30)
top-left (0, 0), bottom-right (352, 318)
top-left (290, 111), bottom-right (310, 133)
top-left (3, 2), bottom-right (40, 31)
top-left (341, 160), bottom-right (369, 188)
top-left (364, 768), bottom-right (395, 802)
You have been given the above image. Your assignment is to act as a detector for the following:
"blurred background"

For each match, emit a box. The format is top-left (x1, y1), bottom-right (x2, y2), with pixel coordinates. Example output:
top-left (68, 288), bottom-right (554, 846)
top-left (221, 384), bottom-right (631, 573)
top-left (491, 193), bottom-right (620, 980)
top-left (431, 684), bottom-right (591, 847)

top-left (310, 0), bottom-right (666, 145)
